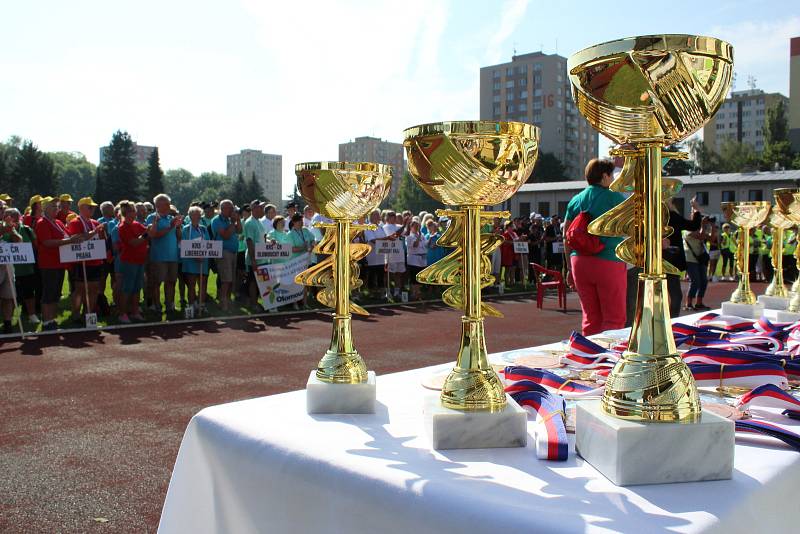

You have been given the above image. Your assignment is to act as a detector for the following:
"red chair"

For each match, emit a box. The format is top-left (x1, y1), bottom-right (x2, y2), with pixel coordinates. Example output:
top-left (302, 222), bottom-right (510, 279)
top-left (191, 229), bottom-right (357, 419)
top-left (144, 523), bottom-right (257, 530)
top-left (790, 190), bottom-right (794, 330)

top-left (531, 263), bottom-right (566, 310)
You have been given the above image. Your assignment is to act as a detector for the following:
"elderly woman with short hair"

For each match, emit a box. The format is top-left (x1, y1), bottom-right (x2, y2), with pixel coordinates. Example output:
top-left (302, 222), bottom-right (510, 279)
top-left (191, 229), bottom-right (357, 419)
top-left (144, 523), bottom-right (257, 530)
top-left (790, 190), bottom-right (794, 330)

top-left (181, 205), bottom-right (211, 315)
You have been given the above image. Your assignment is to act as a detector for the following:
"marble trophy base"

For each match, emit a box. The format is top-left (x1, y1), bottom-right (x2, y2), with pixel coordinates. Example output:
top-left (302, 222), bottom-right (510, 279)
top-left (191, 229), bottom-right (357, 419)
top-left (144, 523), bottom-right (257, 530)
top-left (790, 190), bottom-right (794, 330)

top-left (720, 301), bottom-right (765, 319)
top-left (306, 371), bottom-right (376, 414)
top-left (757, 295), bottom-right (790, 310)
top-left (776, 309), bottom-right (800, 322)
top-left (576, 401), bottom-right (734, 486)
top-left (423, 394), bottom-right (527, 450)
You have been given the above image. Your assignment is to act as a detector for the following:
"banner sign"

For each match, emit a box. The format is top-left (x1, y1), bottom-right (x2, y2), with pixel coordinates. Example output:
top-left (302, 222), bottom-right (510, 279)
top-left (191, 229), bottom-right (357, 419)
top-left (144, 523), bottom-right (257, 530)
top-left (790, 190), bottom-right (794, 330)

top-left (255, 242), bottom-right (291, 260)
top-left (180, 239), bottom-right (222, 259)
top-left (513, 241), bottom-right (529, 254)
top-left (254, 253), bottom-right (309, 310)
top-left (0, 242), bottom-right (35, 264)
top-left (375, 238), bottom-right (404, 263)
top-left (552, 241), bottom-right (564, 254)
top-left (59, 239), bottom-right (107, 263)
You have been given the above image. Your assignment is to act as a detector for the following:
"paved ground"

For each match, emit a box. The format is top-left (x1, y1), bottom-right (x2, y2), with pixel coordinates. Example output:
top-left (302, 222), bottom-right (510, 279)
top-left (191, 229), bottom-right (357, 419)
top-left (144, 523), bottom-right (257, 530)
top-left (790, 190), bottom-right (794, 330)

top-left (0, 279), bottom-right (755, 533)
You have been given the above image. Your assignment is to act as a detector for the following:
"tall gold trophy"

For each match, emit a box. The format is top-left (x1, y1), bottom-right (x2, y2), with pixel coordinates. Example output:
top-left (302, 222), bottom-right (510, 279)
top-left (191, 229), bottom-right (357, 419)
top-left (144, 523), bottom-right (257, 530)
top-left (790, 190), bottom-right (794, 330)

top-left (776, 192), bottom-right (800, 321)
top-left (404, 121), bottom-right (538, 449)
top-left (759, 189), bottom-right (800, 310)
top-left (720, 201), bottom-right (770, 317)
top-left (570, 35), bottom-right (736, 486)
top-left (294, 162), bottom-right (392, 414)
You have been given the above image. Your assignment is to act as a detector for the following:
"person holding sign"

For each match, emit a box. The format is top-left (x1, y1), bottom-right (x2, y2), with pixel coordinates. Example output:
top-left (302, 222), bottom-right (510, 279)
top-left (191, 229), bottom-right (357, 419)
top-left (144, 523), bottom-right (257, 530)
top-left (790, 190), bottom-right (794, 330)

top-left (266, 216), bottom-right (292, 264)
top-left (381, 211), bottom-right (406, 300)
top-left (405, 219), bottom-right (427, 301)
top-left (500, 221), bottom-right (519, 287)
top-left (66, 197), bottom-right (105, 325)
top-left (3, 208), bottom-right (39, 325)
top-left (146, 194), bottom-right (182, 315)
top-left (35, 197), bottom-right (85, 331)
top-left (117, 201), bottom-right (149, 323)
top-left (181, 206), bottom-right (211, 316)
top-left (211, 199), bottom-right (242, 312)
top-left (363, 209), bottom-right (386, 298)
top-left (244, 200), bottom-right (268, 307)
top-left (0, 213), bottom-right (22, 333)
top-left (288, 213), bottom-right (314, 309)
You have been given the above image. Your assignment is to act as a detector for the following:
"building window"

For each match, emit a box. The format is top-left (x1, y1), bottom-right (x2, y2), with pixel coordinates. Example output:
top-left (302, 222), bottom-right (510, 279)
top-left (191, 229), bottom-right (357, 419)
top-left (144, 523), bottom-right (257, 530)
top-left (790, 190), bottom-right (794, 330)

top-left (492, 104), bottom-right (501, 115)
top-left (507, 104), bottom-right (515, 113)
top-left (721, 190), bottom-right (735, 202)
top-left (506, 67), bottom-right (514, 76)
top-left (493, 95), bottom-right (500, 102)
top-left (506, 91), bottom-right (514, 101)
top-left (506, 80), bottom-right (514, 89)
top-left (748, 189), bottom-right (763, 201)
top-left (716, 123), bottom-right (724, 130)
top-left (518, 102), bottom-right (527, 112)
top-left (533, 63), bottom-right (542, 72)
top-left (493, 81), bottom-right (500, 90)
top-left (519, 202), bottom-right (531, 218)
top-left (538, 202), bottom-right (550, 216)
top-left (696, 191), bottom-right (709, 205)
top-left (519, 77), bottom-right (527, 87)
top-left (493, 70), bottom-right (500, 79)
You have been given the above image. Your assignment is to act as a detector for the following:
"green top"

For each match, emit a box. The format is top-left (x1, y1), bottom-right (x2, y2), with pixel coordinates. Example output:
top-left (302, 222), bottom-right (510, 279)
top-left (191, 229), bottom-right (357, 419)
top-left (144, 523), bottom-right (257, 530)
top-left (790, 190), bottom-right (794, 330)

top-left (267, 229), bottom-right (292, 264)
top-left (287, 227), bottom-right (315, 259)
top-left (243, 216), bottom-right (267, 268)
top-left (2, 225), bottom-right (35, 276)
top-left (564, 184), bottom-right (626, 263)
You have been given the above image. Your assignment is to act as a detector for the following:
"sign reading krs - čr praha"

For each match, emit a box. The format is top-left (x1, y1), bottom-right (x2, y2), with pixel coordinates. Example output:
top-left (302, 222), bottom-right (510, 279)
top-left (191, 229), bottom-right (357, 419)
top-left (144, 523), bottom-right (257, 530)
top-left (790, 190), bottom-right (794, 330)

top-left (59, 239), bottom-right (107, 263)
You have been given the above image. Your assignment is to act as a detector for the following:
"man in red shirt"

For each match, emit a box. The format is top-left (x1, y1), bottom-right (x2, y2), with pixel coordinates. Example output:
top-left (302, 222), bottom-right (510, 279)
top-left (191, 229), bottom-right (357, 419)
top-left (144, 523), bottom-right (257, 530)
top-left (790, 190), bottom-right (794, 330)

top-left (35, 197), bottom-right (86, 331)
top-left (66, 197), bottom-right (106, 323)
top-left (57, 194), bottom-right (77, 224)
top-left (117, 200), bottom-right (150, 323)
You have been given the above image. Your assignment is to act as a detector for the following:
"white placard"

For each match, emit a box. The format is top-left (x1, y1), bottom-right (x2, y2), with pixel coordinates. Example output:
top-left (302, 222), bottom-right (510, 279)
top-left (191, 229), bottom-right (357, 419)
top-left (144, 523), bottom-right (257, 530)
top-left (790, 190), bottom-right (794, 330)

top-left (552, 241), bottom-right (564, 254)
top-left (180, 239), bottom-right (222, 259)
top-left (0, 242), bottom-right (35, 264)
top-left (513, 241), bottom-right (529, 254)
top-left (255, 242), bottom-right (291, 260)
top-left (375, 238), bottom-right (404, 263)
top-left (59, 239), bottom-right (107, 263)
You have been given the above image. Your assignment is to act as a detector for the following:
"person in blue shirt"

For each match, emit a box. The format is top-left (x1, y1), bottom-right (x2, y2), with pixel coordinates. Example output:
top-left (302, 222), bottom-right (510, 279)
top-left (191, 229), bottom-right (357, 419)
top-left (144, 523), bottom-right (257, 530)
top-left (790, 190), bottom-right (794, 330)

top-left (425, 219), bottom-right (448, 266)
top-left (181, 205), bottom-right (211, 315)
top-left (145, 194), bottom-right (182, 314)
top-left (211, 199), bottom-right (242, 312)
top-left (97, 200), bottom-right (118, 313)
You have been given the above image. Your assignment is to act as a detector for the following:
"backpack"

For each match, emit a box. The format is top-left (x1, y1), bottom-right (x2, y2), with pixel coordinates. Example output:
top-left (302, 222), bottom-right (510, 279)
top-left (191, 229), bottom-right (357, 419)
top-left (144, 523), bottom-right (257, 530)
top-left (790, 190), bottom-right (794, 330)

top-left (565, 210), bottom-right (604, 256)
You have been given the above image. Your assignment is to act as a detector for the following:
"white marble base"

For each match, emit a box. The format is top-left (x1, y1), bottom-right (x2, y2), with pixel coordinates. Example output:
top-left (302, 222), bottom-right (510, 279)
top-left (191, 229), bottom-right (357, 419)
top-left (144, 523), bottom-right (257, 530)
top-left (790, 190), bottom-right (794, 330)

top-left (757, 295), bottom-right (790, 310)
top-left (720, 301), bottom-right (765, 319)
top-left (776, 310), bottom-right (800, 323)
top-left (423, 394), bottom-right (527, 450)
top-left (575, 401), bottom-right (734, 486)
top-left (306, 371), bottom-right (376, 414)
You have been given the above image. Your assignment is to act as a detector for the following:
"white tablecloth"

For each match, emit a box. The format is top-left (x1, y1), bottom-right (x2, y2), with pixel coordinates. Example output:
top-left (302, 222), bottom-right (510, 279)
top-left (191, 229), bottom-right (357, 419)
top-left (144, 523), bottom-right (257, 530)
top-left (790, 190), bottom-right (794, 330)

top-left (159, 312), bottom-right (800, 534)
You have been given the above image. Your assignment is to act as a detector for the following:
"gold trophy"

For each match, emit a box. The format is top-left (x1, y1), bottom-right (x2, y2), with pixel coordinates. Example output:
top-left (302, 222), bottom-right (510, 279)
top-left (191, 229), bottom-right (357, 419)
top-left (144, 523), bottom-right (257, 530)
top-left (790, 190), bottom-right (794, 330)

top-left (761, 189), bottom-right (800, 306)
top-left (721, 201), bottom-right (770, 310)
top-left (294, 162), bottom-right (391, 413)
top-left (570, 35), bottom-right (735, 486)
top-left (404, 121), bottom-right (538, 449)
top-left (778, 192), bottom-right (800, 320)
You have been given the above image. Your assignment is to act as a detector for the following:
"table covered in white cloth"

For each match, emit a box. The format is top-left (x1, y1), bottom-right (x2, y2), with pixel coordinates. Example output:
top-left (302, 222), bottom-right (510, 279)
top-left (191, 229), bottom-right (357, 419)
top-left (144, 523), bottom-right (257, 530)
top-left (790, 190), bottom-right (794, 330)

top-left (158, 311), bottom-right (800, 533)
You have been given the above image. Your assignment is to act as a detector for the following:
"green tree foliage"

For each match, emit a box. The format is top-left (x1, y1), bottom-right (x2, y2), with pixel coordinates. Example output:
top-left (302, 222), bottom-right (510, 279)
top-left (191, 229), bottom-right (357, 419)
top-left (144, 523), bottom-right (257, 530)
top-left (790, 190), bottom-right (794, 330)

top-left (288, 184), bottom-right (303, 209)
top-left (761, 100), bottom-right (793, 170)
top-left (161, 169), bottom-right (231, 211)
top-left (12, 140), bottom-right (58, 203)
top-left (244, 172), bottom-right (265, 203)
top-left (688, 138), bottom-right (760, 174)
top-left (146, 147), bottom-right (165, 199)
top-left (528, 152), bottom-right (568, 182)
top-left (96, 131), bottom-right (140, 203)
top-left (50, 152), bottom-right (96, 200)
top-left (230, 171), bottom-right (247, 206)
top-left (391, 171), bottom-right (442, 214)
top-left (663, 143), bottom-right (693, 176)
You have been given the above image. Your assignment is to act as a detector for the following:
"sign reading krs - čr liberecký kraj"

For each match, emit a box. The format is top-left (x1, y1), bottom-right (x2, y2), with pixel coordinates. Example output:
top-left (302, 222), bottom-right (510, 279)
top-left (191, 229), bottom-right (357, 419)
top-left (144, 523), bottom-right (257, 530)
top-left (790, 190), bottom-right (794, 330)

top-left (59, 239), bottom-right (107, 263)
top-left (0, 242), bottom-right (35, 264)
top-left (179, 239), bottom-right (223, 259)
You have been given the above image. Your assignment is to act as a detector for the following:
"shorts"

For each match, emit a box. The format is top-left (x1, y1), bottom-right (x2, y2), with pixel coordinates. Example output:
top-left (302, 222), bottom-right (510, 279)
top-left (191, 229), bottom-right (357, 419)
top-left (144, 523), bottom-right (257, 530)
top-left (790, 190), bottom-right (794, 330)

top-left (709, 250), bottom-right (720, 260)
top-left (71, 263), bottom-right (104, 283)
top-left (40, 268), bottom-right (66, 304)
top-left (388, 261), bottom-right (406, 274)
top-left (216, 250), bottom-right (238, 283)
top-left (120, 262), bottom-right (145, 295)
top-left (0, 266), bottom-right (14, 299)
top-left (150, 261), bottom-right (179, 284)
top-left (15, 273), bottom-right (37, 300)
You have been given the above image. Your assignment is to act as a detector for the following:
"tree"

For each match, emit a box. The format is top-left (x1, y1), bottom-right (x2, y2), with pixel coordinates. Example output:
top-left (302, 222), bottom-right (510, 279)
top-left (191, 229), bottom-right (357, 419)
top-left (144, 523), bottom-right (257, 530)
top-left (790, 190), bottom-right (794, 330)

top-left (717, 139), bottom-right (759, 173)
top-left (96, 131), bottom-right (140, 203)
top-left (528, 152), bottom-right (568, 182)
top-left (287, 184), bottom-right (303, 210)
top-left (51, 152), bottom-right (96, 200)
top-left (146, 147), bottom-right (165, 199)
top-left (13, 141), bottom-right (58, 203)
top-left (392, 172), bottom-right (442, 214)
top-left (761, 100), bottom-right (793, 171)
top-left (230, 171), bottom-right (247, 206)
top-left (687, 138), bottom-right (720, 174)
top-left (663, 143), bottom-right (693, 176)
top-left (244, 172), bottom-right (265, 202)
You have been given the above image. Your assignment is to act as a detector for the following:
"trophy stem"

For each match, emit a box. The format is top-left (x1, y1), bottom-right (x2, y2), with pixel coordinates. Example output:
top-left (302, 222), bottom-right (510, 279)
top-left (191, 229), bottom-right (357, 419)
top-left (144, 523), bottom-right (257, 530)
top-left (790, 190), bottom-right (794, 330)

top-left (440, 206), bottom-right (506, 412)
top-left (792, 233), bottom-right (800, 296)
top-left (765, 227), bottom-right (786, 297)
top-left (731, 229), bottom-right (756, 304)
top-left (601, 144), bottom-right (700, 422)
top-left (316, 219), bottom-right (368, 384)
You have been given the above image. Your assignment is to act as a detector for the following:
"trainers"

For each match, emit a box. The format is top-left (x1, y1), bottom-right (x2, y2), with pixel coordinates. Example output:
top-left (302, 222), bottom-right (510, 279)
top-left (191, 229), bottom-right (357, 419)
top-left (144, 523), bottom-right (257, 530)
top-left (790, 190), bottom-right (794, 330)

top-left (28, 314), bottom-right (41, 324)
top-left (119, 314), bottom-right (131, 324)
top-left (130, 314), bottom-right (145, 322)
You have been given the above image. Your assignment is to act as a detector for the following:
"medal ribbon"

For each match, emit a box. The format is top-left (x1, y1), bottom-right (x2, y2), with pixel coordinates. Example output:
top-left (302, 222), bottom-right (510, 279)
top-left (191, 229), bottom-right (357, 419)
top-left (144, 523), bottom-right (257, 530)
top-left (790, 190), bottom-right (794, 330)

top-left (507, 384), bottom-right (569, 461)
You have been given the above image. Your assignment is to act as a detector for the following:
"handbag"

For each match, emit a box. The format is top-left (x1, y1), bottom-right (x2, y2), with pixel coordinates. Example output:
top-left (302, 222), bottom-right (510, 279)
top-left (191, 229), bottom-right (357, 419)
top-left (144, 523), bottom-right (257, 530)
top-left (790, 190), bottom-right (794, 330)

top-left (687, 237), bottom-right (709, 266)
top-left (565, 203), bottom-right (604, 256)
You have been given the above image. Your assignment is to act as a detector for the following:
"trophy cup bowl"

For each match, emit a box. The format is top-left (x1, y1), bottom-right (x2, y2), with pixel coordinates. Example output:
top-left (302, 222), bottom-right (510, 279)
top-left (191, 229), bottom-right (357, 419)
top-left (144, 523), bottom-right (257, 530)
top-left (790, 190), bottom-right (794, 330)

top-left (296, 161), bottom-right (392, 221)
top-left (404, 121), bottom-right (539, 206)
top-left (294, 162), bottom-right (392, 398)
top-left (763, 189), bottom-right (800, 299)
top-left (403, 121), bottom-right (537, 448)
top-left (723, 201), bottom-right (770, 305)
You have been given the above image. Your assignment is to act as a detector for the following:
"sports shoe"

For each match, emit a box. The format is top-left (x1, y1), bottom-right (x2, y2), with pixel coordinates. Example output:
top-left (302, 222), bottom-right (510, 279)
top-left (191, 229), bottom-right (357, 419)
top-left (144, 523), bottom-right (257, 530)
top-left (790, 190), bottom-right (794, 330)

top-left (119, 314), bottom-right (132, 324)
top-left (41, 321), bottom-right (58, 331)
top-left (28, 314), bottom-right (41, 324)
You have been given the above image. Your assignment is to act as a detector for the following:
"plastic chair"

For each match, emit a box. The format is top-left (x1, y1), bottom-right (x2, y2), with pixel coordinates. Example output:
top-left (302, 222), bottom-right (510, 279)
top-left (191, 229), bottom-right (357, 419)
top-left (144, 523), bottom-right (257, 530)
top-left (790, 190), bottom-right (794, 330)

top-left (531, 262), bottom-right (566, 310)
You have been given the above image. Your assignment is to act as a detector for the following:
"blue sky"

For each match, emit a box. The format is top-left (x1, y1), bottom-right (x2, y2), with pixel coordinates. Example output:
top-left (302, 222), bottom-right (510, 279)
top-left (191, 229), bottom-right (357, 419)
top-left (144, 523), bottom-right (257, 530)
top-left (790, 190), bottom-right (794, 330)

top-left (1, 0), bottom-right (798, 198)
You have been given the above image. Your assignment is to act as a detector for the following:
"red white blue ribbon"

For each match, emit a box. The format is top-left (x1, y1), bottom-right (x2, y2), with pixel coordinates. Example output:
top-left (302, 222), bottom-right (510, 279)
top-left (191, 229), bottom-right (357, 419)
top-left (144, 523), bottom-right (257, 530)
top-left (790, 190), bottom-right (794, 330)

top-left (736, 384), bottom-right (800, 412)
top-left (690, 362), bottom-right (788, 389)
top-left (507, 383), bottom-right (569, 461)
top-left (503, 366), bottom-right (604, 399)
top-left (563, 332), bottom-right (619, 369)
top-left (734, 419), bottom-right (800, 451)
